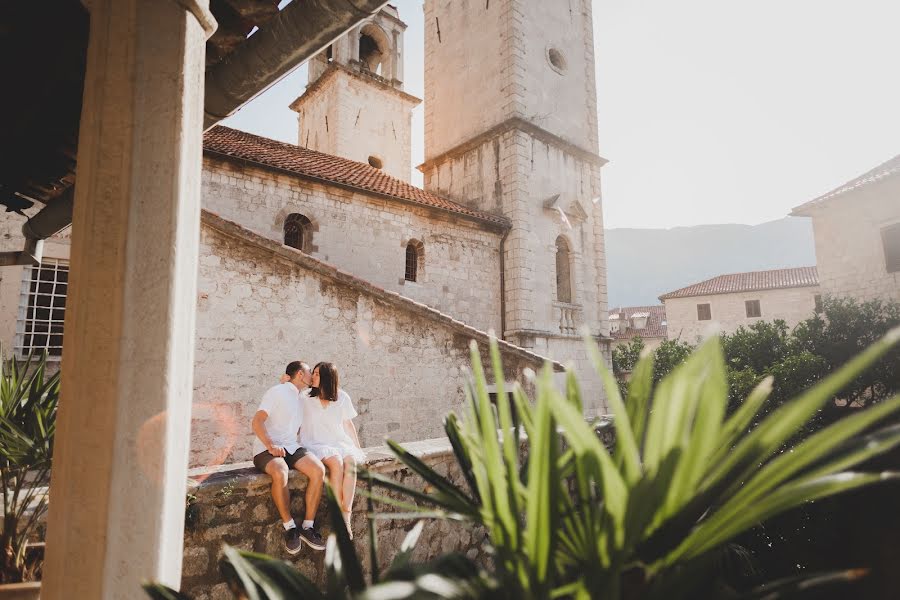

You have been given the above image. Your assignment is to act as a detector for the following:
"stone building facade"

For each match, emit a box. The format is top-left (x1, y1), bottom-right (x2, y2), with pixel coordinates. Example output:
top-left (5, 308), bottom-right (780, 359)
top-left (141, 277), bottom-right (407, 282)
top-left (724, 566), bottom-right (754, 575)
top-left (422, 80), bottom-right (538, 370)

top-left (420, 0), bottom-right (610, 406)
top-left (792, 155), bottom-right (900, 303)
top-left (0, 3), bottom-right (611, 471)
top-left (290, 5), bottom-right (419, 182)
top-left (660, 267), bottom-right (820, 342)
top-left (193, 211), bottom-right (552, 468)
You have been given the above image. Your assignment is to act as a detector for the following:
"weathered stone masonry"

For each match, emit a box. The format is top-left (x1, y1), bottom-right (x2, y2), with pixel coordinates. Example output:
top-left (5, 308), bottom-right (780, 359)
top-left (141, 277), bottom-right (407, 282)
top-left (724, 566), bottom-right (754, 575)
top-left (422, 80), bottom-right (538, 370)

top-left (192, 210), bottom-right (556, 469)
top-left (181, 438), bottom-right (492, 600)
top-left (202, 155), bottom-right (504, 334)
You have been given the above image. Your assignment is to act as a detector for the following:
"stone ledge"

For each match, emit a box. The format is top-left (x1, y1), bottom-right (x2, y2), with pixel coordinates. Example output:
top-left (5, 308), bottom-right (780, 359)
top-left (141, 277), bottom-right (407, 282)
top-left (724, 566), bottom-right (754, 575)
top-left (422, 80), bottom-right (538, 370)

top-left (186, 437), bottom-right (455, 491)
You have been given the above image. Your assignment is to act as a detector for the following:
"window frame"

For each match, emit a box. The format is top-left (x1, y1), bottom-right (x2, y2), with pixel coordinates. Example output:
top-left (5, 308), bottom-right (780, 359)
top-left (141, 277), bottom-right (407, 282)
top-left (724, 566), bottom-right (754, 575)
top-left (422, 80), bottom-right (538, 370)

top-left (745, 299), bottom-right (762, 318)
top-left (404, 241), bottom-right (422, 283)
top-left (881, 222), bottom-right (900, 274)
top-left (15, 258), bottom-right (69, 361)
top-left (696, 303), bottom-right (712, 321)
top-left (555, 236), bottom-right (573, 304)
top-left (283, 213), bottom-right (312, 253)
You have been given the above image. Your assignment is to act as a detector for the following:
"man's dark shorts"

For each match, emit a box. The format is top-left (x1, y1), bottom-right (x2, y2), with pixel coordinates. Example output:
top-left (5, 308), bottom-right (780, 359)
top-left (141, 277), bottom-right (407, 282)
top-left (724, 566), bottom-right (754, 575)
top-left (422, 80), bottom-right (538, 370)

top-left (253, 447), bottom-right (308, 473)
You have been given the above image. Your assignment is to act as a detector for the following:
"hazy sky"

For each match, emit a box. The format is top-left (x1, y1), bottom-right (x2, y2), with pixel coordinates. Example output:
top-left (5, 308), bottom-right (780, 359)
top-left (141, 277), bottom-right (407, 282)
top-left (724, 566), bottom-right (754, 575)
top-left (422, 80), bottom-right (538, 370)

top-left (224, 0), bottom-right (900, 229)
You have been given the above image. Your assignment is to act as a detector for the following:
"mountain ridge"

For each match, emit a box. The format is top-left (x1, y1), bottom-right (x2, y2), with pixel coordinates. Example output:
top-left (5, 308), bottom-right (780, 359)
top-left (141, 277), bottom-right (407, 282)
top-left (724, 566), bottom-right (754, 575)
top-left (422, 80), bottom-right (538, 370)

top-left (605, 217), bottom-right (816, 307)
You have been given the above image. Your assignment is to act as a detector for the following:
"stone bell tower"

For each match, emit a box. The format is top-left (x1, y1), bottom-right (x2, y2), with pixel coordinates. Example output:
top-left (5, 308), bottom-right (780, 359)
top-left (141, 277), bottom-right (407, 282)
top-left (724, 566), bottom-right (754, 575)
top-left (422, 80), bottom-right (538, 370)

top-left (289, 5), bottom-right (421, 182)
top-left (419, 0), bottom-right (611, 413)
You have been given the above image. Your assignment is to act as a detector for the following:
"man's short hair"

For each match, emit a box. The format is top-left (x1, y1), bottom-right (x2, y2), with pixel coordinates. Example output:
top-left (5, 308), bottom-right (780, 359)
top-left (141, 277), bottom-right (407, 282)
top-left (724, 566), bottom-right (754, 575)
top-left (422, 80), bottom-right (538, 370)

top-left (285, 361), bottom-right (310, 379)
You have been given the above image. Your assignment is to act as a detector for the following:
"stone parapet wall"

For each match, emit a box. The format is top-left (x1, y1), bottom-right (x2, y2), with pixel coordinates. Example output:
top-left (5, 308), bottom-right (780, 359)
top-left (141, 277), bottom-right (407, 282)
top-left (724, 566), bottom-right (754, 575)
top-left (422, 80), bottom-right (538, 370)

top-left (181, 438), bottom-right (489, 600)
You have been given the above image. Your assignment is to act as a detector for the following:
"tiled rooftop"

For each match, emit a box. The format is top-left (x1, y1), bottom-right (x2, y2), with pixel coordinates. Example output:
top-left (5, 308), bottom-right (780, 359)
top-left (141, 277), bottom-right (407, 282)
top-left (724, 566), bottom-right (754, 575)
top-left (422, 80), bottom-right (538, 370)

top-left (659, 266), bottom-right (819, 300)
top-left (793, 153), bottom-right (900, 214)
top-left (203, 126), bottom-right (509, 228)
top-left (607, 304), bottom-right (667, 340)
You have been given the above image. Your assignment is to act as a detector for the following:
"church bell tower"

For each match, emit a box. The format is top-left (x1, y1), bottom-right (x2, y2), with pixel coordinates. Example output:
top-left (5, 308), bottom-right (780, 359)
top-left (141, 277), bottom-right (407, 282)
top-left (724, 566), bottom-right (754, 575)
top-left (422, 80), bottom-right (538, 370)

top-left (290, 5), bottom-right (420, 182)
top-left (420, 0), bottom-right (611, 413)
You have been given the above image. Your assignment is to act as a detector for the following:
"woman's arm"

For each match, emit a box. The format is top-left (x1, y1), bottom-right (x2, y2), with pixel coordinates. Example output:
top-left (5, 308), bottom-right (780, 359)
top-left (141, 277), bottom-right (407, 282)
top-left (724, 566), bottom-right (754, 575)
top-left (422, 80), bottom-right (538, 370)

top-left (343, 419), bottom-right (362, 449)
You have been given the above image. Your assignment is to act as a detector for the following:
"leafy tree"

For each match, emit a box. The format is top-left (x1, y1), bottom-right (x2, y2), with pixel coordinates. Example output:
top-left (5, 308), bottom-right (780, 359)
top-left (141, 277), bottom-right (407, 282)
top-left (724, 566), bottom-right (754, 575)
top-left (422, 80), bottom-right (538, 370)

top-left (793, 296), bottom-right (900, 409)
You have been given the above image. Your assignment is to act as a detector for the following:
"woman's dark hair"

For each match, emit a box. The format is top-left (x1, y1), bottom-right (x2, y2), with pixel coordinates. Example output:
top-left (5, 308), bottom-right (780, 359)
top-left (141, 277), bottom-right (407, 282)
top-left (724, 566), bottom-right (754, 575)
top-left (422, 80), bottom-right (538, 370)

top-left (310, 362), bottom-right (339, 402)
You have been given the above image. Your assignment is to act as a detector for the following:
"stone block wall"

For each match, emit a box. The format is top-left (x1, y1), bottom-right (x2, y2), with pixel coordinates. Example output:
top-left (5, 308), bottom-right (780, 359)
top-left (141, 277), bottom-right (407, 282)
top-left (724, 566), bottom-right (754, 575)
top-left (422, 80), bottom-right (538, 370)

top-left (181, 438), bottom-right (491, 600)
top-left (201, 156), bottom-right (503, 333)
top-left (802, 183), bottom-right (900, 303)
top-left (663, 285), bottom-right (820, 343)
top-left (191, 211), bottom-right (553, 469)
top-left (294, 67), bottom-right (418, 183)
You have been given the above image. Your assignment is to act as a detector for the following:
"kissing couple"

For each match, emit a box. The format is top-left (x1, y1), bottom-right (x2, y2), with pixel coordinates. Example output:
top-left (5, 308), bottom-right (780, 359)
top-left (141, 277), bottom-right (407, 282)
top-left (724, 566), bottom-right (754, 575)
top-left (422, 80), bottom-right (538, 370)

top-left (250, 360), bottom-right (366, 554)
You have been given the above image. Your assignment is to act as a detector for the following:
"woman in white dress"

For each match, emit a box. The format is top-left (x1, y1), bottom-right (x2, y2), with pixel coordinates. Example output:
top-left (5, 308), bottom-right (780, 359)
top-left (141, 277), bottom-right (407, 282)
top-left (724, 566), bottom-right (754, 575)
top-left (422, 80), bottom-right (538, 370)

top-left (301, 362), bottom-right (365, 538)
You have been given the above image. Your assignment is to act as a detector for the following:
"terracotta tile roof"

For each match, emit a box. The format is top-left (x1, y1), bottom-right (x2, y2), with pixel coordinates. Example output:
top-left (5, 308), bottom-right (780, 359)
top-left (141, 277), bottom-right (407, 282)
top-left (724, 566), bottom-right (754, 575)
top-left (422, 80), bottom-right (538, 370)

top-left (659, 266), bottom-right (819, 300)
top-left (203, 126), bottom-right (509, 228)
top-left (792, 153), bottom-right (900, 214)
top-left (607, 305), bottom-right (667, 340)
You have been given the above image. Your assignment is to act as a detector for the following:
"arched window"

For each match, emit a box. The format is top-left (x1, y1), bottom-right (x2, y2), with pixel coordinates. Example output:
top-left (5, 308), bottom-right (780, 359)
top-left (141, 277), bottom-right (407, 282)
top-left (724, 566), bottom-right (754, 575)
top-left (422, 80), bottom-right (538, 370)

top-left (555, 236), bottom-right (572, 303)
top-left (358, 24), bottom-right (391, 76)
top-left (405, 240), bottom-right (423, 282)
top-left (284, 213), bottom-right (312, 253)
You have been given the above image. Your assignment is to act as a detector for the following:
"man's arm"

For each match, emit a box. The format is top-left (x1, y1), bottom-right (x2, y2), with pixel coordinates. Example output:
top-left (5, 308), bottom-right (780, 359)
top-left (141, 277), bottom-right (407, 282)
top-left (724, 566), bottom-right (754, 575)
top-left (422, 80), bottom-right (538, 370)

top-left (252, 410), bottom-right (285, 457)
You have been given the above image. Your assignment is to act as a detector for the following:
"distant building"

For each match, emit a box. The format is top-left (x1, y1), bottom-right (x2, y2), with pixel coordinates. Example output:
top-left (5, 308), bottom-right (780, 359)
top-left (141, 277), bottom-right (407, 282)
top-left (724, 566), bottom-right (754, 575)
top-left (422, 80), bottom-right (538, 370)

top-left (608, 305), bottom-right (667, 351)
top-left (659, 267), bottom-right (820, 341)
top-left (791, 155), bottom-right (900, 303)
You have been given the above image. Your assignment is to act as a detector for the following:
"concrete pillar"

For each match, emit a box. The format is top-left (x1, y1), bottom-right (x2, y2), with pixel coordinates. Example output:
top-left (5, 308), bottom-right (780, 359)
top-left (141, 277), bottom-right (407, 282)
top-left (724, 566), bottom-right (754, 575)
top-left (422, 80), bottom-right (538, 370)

top-left (42, 0), bottom-right (214, 597)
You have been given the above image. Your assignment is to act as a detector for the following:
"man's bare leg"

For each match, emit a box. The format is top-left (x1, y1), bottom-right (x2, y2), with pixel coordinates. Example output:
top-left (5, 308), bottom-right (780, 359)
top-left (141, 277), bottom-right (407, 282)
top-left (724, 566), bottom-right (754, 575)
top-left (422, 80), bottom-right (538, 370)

top-left (294, 454), bottom-right (326, 522)
top-left (264, 458), bottom-right (292, 523)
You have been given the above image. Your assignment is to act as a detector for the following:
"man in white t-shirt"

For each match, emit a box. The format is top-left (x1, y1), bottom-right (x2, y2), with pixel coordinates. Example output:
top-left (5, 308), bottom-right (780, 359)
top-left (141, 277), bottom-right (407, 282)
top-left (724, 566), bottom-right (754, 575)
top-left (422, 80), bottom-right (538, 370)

top-left (251, 361), bottom-right (326, 554)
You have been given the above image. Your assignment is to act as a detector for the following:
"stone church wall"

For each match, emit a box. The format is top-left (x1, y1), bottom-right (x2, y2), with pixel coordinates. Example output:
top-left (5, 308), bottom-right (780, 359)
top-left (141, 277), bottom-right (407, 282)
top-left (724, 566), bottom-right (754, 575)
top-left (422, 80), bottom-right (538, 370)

top-left (201, 156), bottom-right (503, 334)
top-left (191, 211), bottom-right (552, 469)
top-left (424, 133), bottom-right (610, 415)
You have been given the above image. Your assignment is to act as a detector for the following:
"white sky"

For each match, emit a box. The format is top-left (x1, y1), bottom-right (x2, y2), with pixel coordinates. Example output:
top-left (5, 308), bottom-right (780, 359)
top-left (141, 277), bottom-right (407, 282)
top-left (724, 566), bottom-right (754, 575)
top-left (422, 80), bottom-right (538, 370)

top-left (225, 0), bottom-right (900, 229)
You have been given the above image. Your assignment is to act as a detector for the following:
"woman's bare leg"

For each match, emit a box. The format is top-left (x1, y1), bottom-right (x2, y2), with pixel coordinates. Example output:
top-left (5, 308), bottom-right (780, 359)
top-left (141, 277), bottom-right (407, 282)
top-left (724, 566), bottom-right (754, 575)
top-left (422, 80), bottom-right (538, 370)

top-left (340, 456), bottom-right (357, 539)
top-left (322, 455), bottom-right (344, 505)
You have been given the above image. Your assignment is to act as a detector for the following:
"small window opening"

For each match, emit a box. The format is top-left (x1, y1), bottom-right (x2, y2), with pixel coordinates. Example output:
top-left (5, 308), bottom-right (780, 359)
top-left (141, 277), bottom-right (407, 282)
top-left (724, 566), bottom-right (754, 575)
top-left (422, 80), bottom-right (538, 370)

top-left (405, 241), bottom-right (421, 282)
top-left (326, 45), bottom-right (333, 63)
top-left (882, 222), bottom-right (900, 273)
top-left (697, 303), bottom-right (711, 321)
top-left (548, 47), bottom-right (567, 73)
top-left (814, 294), bottom-right (823, 312)
top-left (284, 213), bottom-right (312, 253)
top-left (745, 299), bottom-right (761, 318)
top-left (555, 236), bottom-right (572, 303)
top-left (368, 155), bottom-right (383, 169)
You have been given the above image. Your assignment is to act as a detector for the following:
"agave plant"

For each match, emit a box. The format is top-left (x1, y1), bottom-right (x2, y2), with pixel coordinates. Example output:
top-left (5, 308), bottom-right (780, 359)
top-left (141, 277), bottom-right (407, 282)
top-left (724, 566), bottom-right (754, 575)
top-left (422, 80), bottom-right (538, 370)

top-left (359, 329), bottom-right (900, 599)
top-left (146, 329), bottom-right (900, 599)
top-left (0, 350), bottom-right (60, 583)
